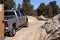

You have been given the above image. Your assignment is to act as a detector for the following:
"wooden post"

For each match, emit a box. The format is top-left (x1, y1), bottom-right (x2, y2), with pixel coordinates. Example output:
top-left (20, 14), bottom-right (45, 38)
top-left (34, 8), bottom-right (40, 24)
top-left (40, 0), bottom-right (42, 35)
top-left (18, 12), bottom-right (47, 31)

top-left (0, 4), bottom-right (4, 40)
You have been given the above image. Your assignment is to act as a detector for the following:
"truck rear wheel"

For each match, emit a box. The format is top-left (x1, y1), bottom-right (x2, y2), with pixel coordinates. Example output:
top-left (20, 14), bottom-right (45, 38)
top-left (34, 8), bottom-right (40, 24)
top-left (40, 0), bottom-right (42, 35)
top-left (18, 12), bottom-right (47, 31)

top-left (9, 27), bottom-right (16, 37)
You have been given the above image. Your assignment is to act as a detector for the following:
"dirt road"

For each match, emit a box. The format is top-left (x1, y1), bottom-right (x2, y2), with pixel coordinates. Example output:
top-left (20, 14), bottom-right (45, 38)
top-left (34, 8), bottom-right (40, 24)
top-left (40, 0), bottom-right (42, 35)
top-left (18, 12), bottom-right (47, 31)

top-left (5, 16), bottom-right (47, 40)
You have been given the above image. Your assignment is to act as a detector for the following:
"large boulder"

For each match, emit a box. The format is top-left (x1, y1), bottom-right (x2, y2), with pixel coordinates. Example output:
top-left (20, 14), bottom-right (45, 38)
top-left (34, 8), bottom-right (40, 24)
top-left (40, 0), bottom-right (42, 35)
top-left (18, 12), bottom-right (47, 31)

top-left (41, 14), bottom-right (60, 40)
top-left (37, 15), bottom-right (48, 21)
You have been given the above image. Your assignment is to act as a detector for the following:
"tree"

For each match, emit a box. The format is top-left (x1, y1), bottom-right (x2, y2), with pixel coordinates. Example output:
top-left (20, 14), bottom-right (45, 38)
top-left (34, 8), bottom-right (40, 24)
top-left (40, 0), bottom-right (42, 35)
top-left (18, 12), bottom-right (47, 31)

top-left (17, 3), bottom-right (21, 10)
top-left (23, 0), bottom-right (30, 3)
top-left (37, 1), bottom-right (59, 18)
top-left (32, 10), bottom-right (37, 16)
top-left (46, 5), bottom-right (53, 18)
top-left (4, 0), bottom-right (16, 10)
top-left (37, 3), bottom-right (46, 16)
top-left (58, 8), bottom-right (60, 14)
top-left (49, 1), bottom-right (59, 16)
top-left (22, 0), bottom-right (34, 15)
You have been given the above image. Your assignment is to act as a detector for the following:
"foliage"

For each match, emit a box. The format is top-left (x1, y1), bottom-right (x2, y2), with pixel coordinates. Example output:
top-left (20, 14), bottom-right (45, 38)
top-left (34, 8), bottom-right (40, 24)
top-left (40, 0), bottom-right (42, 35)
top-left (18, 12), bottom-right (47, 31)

top-left (4, 0), bottom-right (16, 10)
top-left (31, 10), bottom-right (37, 16)
top-left (45, 5), bottom-right (53, 18)
top-left (17, 3), bottom-right (21, 10)
top-left (22, 0), bottom-right (34, 15)
top-left (57, 8), bottom-right (60, 14)
top-left (0, 0), bottom-right (60, 17)
top-left (49, 1), bottom-right (59, 16)
top-left (37, 3), bottom-right (46, 16)
top-left (37, 1), bottom-right (59, 18)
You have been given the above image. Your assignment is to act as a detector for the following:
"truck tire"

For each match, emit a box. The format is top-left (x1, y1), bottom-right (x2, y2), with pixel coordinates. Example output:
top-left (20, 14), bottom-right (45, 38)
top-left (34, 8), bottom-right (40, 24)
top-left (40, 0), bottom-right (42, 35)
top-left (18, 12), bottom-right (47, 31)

top-left (9, 27), bottom-right (16, 37)
top-left (24, 19), bottom-right (28, 27)
top-left (26, 20), bottom-right (28, 27)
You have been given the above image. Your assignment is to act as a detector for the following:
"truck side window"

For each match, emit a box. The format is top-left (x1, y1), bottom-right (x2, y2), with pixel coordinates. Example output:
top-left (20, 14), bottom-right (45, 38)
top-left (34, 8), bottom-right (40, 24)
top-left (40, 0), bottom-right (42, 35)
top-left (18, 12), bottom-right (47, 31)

top-left (20, 12), bottom-right (25, 16)
top-left (16, 11), bottom-right (20, 17)
top-left (4, 12), bottom-right (15, 16)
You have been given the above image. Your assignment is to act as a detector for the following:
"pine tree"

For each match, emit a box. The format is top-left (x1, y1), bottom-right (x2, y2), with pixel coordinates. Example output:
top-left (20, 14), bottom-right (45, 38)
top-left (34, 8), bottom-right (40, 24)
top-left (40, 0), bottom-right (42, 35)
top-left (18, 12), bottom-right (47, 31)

top-left (49, 1), bottom-right (59, 16)
top-left (17, 3), bottom-right (21, 10)
top-left (22, 0), bottom-right (33, 15)
top-left (4, 0), bottom-right (16, 10)
top-left (37, 3), bottom-right (46, 16)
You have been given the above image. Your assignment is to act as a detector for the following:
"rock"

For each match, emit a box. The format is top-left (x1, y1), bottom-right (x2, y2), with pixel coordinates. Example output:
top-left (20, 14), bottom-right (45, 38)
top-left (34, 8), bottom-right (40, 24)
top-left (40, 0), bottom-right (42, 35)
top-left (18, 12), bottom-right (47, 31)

top-left (37, 15), bottom-right (48, 21)
top-left (41, 14), bottom-right (60, 40)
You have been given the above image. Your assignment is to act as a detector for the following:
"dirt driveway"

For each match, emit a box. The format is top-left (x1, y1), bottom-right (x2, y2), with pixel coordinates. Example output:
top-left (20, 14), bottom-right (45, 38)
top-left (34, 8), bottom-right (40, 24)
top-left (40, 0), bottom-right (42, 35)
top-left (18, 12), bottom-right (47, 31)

top-left (5, 16), bottom-right (47, 40)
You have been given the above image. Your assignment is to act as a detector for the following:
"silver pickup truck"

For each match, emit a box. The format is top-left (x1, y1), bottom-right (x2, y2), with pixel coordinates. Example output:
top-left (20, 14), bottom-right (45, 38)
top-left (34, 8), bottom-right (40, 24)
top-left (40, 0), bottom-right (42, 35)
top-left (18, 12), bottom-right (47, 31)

top-left (4, 10), bottom-right (28, 36)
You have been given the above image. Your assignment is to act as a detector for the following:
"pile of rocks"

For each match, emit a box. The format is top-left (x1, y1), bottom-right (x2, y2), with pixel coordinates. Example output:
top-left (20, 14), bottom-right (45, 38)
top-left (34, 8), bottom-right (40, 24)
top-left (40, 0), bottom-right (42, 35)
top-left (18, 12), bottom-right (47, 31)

top-left (41, 14), bottom-right (60, 40)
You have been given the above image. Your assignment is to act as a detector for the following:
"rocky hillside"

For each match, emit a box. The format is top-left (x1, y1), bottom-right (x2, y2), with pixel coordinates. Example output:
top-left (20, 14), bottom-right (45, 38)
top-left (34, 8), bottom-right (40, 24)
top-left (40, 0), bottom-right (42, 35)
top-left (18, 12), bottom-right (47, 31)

top-left (41, 14), bottom-right (60, 40)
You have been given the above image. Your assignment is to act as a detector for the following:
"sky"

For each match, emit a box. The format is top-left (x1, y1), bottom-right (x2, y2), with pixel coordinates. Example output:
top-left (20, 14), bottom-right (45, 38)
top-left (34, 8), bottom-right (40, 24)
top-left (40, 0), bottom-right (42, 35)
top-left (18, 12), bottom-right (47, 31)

top-left (14, 0), bottom-right (60, 9)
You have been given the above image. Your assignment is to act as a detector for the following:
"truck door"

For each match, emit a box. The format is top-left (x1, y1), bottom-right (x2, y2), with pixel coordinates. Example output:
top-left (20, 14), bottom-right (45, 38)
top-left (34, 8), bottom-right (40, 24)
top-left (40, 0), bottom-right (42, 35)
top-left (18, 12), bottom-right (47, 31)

top-left (22, 13), bottom-right (26, 24)
top-left (16, 11), bottom-right (22, 26)
top-left (20, 12), bottom-right (26, 24)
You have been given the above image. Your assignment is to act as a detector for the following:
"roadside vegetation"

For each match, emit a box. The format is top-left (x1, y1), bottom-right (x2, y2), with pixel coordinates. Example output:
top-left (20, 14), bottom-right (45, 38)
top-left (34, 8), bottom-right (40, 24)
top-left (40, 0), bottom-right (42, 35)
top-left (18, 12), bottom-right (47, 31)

top-left (37, 1), bottom-right (60, 18)
top-left (0, 0), bottom-right (60, 17)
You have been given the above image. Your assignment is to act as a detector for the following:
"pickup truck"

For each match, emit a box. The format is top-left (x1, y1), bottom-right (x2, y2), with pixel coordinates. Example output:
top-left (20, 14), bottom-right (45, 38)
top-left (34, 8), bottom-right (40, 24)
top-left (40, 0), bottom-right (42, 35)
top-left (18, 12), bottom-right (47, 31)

top-left (4, 10), bottom-right (28, 36)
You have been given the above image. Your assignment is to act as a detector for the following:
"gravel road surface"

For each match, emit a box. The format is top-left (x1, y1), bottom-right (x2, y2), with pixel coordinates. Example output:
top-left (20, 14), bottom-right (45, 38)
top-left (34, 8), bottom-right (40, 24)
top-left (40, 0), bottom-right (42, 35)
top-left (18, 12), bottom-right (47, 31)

top-left (5, 16), bottom-right (47, 40)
